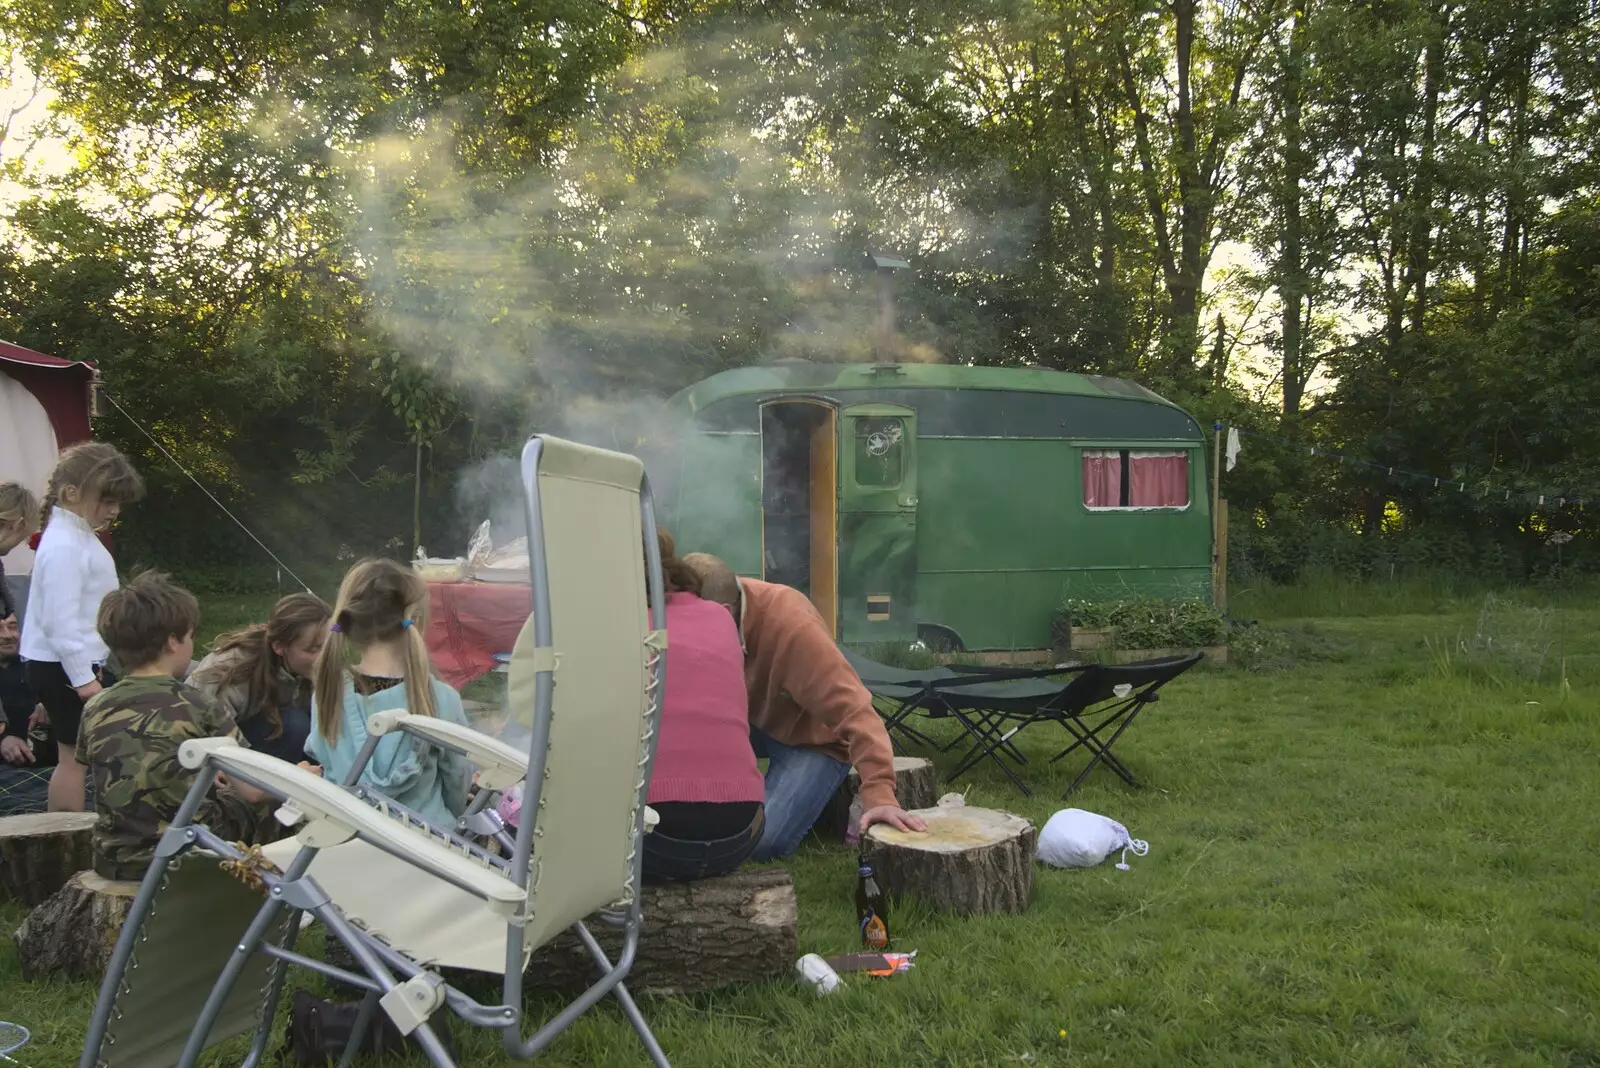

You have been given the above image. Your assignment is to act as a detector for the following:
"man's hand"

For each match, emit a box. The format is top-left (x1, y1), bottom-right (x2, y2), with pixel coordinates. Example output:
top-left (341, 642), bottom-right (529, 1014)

top-left (29, 704), bottom-right (48, 729)
top-left (859, 804), bottom-right (928, 836)
top-left (0, 735), bottom-right (32, 765)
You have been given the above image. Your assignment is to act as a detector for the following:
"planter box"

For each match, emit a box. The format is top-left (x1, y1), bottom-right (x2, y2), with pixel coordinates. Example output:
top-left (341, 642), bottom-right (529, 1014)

top-left (1067, 627), bottom-right (1114, 650)
top-left (1051, 618), bottom-right (1226, 664)
top-left (1101, 644), bottom-right (1228, 665)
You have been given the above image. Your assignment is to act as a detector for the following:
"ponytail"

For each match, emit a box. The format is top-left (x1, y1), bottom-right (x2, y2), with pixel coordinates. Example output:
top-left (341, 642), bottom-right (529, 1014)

top-left (401, 619), bottom-right (438, 723)
top-left (313, 616), bottom-right (348, 744)
top-left (657, 529), bottom-right (703, 596)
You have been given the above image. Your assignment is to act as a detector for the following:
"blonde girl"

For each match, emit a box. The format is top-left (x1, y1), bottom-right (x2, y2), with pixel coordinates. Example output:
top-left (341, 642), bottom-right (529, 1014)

top-left (0, 482), bottom-right (40, 621)
top-left (19, 443), bottom-right (145, 812)
top-left (305, 558), bottom-right (471, 825)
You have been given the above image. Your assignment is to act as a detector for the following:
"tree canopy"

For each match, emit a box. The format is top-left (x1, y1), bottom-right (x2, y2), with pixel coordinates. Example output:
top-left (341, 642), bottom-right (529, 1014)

top-left (1, 0), bottom-right (1595, 581)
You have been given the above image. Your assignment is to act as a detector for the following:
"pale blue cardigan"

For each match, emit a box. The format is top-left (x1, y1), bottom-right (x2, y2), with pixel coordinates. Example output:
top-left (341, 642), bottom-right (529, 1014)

top-left (305, 676), bottom-right (473, 827)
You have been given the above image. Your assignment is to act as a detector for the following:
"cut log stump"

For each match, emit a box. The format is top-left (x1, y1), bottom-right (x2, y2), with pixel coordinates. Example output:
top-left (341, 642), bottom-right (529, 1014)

top-left (864, 806), bottom-right (1036, 916)
top-left (0, 812), bottom-right (97, 907)
top-left (817, 756), bottom-right (938, 842)
top-left (13, 870), bottom-right (138, 980)
top-left (524, 867), bottom-right (797, 996)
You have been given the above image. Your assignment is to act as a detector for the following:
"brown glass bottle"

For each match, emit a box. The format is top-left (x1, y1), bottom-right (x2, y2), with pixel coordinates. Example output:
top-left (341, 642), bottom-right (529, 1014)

top-left (856, 854), bottom-right (891, 951)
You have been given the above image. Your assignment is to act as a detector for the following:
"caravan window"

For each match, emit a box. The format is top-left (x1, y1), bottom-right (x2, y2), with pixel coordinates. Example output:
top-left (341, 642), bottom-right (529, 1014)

top-left (1083, 450), bottom-right (1189, 509)
top-left (854, 417), bottom-right (905, 487)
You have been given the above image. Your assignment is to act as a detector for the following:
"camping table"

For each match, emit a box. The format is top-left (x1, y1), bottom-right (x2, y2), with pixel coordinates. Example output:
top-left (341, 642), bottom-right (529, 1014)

top-left (423, 580), bottom-right (532, 690)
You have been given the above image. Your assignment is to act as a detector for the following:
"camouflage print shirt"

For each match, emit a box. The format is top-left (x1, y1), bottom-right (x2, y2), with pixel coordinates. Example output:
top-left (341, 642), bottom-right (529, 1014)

top-left (77, 675), bottom-right (269, 881)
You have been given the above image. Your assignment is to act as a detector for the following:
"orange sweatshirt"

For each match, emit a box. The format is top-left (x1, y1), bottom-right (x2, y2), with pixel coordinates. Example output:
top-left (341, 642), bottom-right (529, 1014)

top-left (738, 578), bottom-right (899, 811)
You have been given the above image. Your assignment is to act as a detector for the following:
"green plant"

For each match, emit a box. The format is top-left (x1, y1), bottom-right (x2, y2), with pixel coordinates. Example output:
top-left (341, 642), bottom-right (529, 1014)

top-left (1059, 596), bottom-right (1227, 650)
top-left (857, 641), bottom-right (945, 670)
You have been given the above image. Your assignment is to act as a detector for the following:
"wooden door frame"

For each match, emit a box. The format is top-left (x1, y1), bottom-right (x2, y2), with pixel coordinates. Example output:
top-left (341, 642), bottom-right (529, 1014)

top-left (757, 396), bottom-right (840, 637)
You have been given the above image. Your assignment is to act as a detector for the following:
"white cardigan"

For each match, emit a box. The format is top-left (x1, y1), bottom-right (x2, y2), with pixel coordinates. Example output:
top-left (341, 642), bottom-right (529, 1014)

top-left (20, 507), bottom-right (118, 686)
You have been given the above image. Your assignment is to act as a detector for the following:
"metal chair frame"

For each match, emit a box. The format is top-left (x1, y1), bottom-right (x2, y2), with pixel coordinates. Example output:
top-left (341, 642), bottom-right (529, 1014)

top-left (80, 436), bottom-right (672, 1068)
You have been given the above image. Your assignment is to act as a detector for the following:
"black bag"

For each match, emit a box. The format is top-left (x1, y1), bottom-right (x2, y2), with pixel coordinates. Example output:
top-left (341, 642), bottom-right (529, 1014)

top-left (281, 989), bottom-right (455, 1066)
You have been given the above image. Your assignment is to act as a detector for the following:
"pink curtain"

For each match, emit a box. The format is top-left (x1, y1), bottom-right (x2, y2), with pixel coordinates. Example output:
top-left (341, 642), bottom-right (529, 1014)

top-left (1082, 451), bottom-right (1122, 508)
top-left (1129, 452), bottom-right (1189, 508)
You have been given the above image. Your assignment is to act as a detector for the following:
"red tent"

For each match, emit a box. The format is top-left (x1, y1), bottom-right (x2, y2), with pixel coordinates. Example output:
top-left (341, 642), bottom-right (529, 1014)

top-left (1, 340), bottom-right (97, 577)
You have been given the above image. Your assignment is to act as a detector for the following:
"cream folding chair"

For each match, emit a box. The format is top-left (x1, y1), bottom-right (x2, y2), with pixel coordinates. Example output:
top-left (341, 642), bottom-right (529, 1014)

top-left (79, 434), bottom-right (671, 1068)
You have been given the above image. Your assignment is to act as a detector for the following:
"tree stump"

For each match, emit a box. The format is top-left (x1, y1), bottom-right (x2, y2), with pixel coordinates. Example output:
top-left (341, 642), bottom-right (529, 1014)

top-left (13, 870), bottom-right (138, 980)
top-left (523, 867), bottom-right (797, 996)
top-left (817, 756), bottom-right (938, 842)
top-left (864, 806), bottom-right (1036, 916)
top-left (0, 812), bottom-right (97, 907)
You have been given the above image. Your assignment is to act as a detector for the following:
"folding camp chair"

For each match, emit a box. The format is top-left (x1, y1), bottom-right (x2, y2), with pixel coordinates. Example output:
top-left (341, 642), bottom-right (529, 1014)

top-left (843, 648), bottom-right (1071, 757)
top-left (940, 652), bottom-right (1205, 798)
top-left (844, 649), bottom-right (1086, 779)
top-left (841, 651), bottom-right (963, 751)
top-left (80, 434), bottom-right (673, 1068)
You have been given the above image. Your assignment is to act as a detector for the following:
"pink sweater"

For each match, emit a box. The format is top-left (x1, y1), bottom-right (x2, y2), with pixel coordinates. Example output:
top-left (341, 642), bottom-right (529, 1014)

top-left (648, 592), bottom-right (765, 805)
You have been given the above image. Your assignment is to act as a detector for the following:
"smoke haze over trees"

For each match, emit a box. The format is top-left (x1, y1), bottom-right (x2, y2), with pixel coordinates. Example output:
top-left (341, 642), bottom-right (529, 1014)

top-left (0, 0), bottom-right (1595, 585)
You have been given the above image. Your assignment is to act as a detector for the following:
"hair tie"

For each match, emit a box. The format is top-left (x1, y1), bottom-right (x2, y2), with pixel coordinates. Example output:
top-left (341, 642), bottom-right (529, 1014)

top-left (401, 618), bottom-right (414, 629)
top-left (328, 622), bottom-right (342, 633)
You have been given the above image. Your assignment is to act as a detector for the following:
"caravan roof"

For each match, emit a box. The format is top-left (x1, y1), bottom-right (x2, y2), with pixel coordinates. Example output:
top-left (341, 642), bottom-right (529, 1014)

top-left (666, 363), bottom-right (1202, 442)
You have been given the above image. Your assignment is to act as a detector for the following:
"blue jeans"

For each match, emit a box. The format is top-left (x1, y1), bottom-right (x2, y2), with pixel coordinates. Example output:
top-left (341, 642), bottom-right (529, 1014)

top-left (750, 729), bottom-right (852, 861)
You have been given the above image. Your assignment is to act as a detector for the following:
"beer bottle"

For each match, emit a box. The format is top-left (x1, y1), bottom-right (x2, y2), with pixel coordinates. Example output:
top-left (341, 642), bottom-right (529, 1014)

top-left (856, 854), bottom-right (891, 951)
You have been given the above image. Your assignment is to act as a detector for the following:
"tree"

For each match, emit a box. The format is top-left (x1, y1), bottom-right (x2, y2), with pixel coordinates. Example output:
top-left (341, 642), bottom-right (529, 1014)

top-left (1111, 0), bottom-right (1278, 378)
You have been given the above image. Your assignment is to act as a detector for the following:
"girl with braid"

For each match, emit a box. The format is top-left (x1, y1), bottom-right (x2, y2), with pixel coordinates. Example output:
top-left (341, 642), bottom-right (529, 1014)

top-left (20, 442), bottom-right (145, 811)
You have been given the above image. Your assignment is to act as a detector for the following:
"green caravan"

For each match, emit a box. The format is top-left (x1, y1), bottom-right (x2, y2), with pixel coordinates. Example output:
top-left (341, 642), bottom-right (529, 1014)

top-left (652, 361), bottom-right (1212, 655)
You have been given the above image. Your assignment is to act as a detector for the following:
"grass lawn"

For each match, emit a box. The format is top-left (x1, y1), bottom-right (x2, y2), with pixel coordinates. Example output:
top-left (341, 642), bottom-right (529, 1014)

top-left (3, 586), bottom-right (1598, 1066)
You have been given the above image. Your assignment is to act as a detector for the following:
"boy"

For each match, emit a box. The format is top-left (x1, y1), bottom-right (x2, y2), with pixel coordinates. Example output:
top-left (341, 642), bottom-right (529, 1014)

top-left (78, 571), bottom-right (273, 881)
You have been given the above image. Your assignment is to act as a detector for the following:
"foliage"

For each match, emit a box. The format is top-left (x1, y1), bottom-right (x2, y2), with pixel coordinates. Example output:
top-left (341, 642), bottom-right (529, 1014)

top-left (1228, 509), bottom-right (1598, 587)
top-left (859, 641), bottom-right (946, 671)
top-left (0, 0), bottom-right (1596, 578)
top-left (1060, 596), bottom-right (1229, 649)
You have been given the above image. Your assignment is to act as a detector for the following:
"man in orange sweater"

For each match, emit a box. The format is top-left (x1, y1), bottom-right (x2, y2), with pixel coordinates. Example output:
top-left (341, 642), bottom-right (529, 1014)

top-left (684, 554), bottom-right (926, 860)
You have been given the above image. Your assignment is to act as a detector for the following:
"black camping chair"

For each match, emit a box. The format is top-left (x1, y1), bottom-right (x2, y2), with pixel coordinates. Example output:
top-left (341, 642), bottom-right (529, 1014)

top-left (929, 652), bottom-right (1205, 797)
top-left (843, 649), bottom-right (1091, 786)
top-left (838, 652), bottom-right (1075, 757)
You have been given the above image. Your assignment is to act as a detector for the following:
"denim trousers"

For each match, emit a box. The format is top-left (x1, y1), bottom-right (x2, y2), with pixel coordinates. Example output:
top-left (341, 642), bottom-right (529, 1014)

top-left (749, 729), bottom-right (852, 862)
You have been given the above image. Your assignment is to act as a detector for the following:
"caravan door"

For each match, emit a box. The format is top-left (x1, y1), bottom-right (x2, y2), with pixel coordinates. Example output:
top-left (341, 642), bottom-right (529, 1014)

top-left (758, 399), bottom-right (840, 636)
top-left (837, 403), bottom-right (917, 644)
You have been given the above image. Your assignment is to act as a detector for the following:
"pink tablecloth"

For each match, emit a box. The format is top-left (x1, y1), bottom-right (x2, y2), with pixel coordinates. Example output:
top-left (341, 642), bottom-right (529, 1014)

top-left (424, 581), bottom-right (532, 690)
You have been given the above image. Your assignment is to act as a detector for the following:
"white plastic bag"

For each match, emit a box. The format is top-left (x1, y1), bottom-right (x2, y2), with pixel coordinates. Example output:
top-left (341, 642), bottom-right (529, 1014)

top-left (1036, 808), bottom-right (1149, 870)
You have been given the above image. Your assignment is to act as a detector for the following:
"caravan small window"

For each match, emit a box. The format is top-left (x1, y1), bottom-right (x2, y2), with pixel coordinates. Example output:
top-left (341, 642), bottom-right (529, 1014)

top-left (854, 417), bottom-right (905, 487)
top-left (1083, 450), bottom-right (1189, 509)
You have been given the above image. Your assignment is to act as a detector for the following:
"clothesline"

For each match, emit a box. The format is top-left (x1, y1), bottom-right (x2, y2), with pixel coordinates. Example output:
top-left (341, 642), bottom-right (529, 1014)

top-left (1217, 424), bottom-right (1595, 511)
top-left (101, 389), bottom-right (315, 591)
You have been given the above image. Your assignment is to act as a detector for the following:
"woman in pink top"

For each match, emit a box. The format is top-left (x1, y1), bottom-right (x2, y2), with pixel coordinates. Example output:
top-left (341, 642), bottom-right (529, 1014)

top-left (643, 530), bottom-right (766, 883)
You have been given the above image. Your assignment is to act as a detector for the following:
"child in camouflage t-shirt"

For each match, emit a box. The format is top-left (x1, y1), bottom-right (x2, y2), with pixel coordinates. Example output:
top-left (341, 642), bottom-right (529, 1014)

top-left (77, 572), bottom-right (273, 881)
